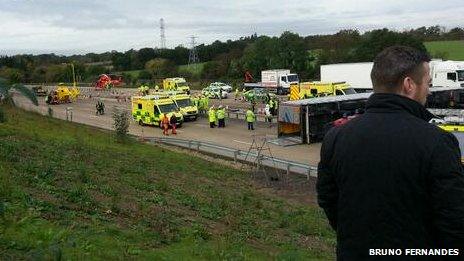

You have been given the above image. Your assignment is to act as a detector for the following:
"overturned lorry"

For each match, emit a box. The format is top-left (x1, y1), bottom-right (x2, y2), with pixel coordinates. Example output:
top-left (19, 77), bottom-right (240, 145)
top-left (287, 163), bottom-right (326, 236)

top-left (278, 93), bottom-right (370, 144)
top-left (278, 87), bottom-right (464, 144)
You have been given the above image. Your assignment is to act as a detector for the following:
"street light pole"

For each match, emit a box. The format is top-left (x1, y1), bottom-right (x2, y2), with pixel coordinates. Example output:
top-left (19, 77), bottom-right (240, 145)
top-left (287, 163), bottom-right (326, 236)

top-left (61, 62), bottom-right (77, 87)
top-left (71, 63), bottom-right (76, 88)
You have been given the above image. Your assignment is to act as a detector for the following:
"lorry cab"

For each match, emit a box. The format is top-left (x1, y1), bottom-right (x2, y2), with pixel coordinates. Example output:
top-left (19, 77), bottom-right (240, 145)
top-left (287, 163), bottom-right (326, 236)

top-left (430, 60), bottom-right (464, 88)
top-left (164, 91), bottom-right (198, 121)
top-left (163, 77), bottom-right (191, 94)
top-left (132, 95), bottom-right (184, 127)
top-left (261, 69), bottom-right (299, 95)
top-left (280, 74), bottom-right (300, 89)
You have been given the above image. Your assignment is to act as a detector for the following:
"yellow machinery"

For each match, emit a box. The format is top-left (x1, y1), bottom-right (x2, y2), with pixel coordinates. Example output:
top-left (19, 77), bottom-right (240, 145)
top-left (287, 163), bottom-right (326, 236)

top-left (69, 87), bottom-right (80, 100)
top-left (46, 83), bottom-right (80, 104)
top-left (438, 124), bottom-right (464, 132)
top-left (162, 78), bottom-right (191, 94)
top-left (437, 119), bottom-right (464, 163)
top-left (131, 94), bottom-right (184, 127)
top-left (162, 91), bottom-right (198, 121)
top-left (289, 82), bottom-right (357, 101)
top-left (46, 63), bottom-right (80, 104)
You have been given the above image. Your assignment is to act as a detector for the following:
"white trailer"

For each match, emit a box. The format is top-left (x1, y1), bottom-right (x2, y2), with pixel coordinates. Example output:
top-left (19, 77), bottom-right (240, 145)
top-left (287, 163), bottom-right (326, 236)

top-left (321, 62), bottom-right (374, 91)
top-left (244, 69), bottom-right (299, 95)
top-left (321, 61), bottom-right (464, 91)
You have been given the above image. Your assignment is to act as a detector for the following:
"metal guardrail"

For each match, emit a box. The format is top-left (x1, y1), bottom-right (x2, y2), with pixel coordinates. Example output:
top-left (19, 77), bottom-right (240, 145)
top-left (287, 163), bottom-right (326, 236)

top-left (144, 136), bottom-right (317, 179)
top-left (225, 110), bottom-right (277, 122)
top-left (428, 108), bottom-right (464, 117)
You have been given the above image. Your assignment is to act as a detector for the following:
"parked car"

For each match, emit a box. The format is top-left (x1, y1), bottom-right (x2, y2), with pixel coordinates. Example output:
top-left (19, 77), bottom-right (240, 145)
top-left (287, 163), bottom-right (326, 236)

top-left (32, 86), bottom-right (47, 96)
top-left (201, 86), bottom-right (228, 99)
top-left (243, 88), bottom-right (275, 102)
top-left (209, 82), bottom-right (233, 93)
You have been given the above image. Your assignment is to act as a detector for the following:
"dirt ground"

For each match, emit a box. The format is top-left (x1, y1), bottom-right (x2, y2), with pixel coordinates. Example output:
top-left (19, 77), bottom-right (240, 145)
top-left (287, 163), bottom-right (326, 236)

top-left (153, 142), bottom-right (318, 206)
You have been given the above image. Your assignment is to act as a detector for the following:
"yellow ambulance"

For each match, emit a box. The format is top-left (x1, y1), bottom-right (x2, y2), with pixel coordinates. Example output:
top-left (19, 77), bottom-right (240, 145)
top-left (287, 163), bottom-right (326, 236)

top-left (162, 78), bottom-right (191, 94)
top-left (164, 91), bottom-right (198, 121)
top-left (131, 94), bottom-right (184, 127)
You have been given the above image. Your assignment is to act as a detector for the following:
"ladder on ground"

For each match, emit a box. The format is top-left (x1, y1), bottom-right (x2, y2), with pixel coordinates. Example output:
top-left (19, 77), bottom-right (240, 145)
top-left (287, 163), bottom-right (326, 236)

top-left (242, 134), bottom-right (286, 186)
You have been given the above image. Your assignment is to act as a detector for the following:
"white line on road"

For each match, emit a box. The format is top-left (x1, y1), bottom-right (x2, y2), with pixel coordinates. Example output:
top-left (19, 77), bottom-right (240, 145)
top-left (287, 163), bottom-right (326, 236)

top-left (232, 140), bottom-right (252, 145)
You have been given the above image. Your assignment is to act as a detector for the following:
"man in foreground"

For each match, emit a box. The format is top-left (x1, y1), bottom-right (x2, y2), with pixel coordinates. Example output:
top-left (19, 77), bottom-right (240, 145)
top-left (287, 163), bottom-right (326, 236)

top-left (317, 46), bottom-right (464, 259)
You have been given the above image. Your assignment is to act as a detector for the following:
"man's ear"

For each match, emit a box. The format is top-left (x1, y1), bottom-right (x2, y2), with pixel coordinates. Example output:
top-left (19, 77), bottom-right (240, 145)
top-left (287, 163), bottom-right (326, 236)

top-left (402, 77), bottom-right (415, 94)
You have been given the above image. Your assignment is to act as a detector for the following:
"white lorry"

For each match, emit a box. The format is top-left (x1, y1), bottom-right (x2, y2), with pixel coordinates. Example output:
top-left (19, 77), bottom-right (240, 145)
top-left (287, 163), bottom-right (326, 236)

top-left (321, 61), bottom-right (464, 91)
top-left (429, 60), bottom-right (464, 88)
top-left (320, 62), bottom-right (374, 92)
top-left (244, 69), bottom-right (299, 95)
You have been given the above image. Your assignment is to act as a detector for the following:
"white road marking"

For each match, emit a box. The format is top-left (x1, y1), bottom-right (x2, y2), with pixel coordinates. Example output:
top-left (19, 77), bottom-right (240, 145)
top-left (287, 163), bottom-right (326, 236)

top-left (232, 140), bottom-right (252, 145)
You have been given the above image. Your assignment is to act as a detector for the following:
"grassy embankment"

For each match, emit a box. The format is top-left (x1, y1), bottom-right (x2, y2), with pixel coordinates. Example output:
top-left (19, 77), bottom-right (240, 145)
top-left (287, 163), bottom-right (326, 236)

top-left (120, 70), bottom-right (143, 79)
top-left (0, 106), bottom-right (335, 259)
top-left (425, 40), bottom-right (464, 60)
top-left (178, 63), bottom-right (205, 78)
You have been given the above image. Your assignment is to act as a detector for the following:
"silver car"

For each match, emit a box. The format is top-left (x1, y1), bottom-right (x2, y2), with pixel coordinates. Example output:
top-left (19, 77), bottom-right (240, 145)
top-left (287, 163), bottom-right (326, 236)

top-left (201, 86), bottom-right (228, 99)
top-left (209, 82), bottom-right (232, 93)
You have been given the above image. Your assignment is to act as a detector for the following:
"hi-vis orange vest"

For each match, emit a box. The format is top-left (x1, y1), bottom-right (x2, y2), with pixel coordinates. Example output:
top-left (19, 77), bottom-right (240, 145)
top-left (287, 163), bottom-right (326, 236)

top-left (162, 116), bottom-right (169, 125)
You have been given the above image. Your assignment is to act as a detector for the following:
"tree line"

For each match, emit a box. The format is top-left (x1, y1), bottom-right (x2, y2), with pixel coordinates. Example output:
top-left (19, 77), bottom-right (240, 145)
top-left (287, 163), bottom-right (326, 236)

top-left (0, 25), bottom-right (462, 85)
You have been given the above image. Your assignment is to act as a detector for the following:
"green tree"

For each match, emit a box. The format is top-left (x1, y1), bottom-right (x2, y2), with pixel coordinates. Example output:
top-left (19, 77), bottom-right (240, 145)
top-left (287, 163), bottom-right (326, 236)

top-left (138, 70), bottom-right (152, 80)
top-left (240, 36), bottom-right (272, 77)
top-left (45, 65), bottom-right (67, 83)
top-left (111, 51), bottom-right (132, 71)
top-left (0, 77), bottom-right (38, 110)
top-left (137, 48), bottom-right (156, 68)
top-left (145, 58), bottom-right (177, 79)
top-left (85, 65), bottom-right (107, 82)
top-left (121, 72), bottom-right (134, 87)
top-left (0, 67), bottom-right (24, 83)
top-left (445, 27), bottom-right (464, 40)
top-left (31, 67), bottom-right (47, 83)
top-left (352, 29), bottom-right (427, 62)
top-left (201, 61), bottom-right (221, 79)
top-left (276, 31), bottom-right (307, 76)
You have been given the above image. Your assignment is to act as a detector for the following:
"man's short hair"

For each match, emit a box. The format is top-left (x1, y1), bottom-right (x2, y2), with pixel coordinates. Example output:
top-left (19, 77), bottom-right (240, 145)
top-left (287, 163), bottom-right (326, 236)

top-left (371, 46), bottom-right (431, 92)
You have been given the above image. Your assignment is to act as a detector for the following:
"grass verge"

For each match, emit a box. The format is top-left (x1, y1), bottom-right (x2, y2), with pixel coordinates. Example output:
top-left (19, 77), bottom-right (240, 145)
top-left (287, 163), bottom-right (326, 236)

top-left (0, 106), bottom-right (335, 260)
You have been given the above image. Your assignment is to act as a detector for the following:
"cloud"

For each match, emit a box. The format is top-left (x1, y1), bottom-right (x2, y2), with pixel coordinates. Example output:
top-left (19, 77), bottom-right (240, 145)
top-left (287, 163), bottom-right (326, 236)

top-left (0, 0), bottom-right (463, 55)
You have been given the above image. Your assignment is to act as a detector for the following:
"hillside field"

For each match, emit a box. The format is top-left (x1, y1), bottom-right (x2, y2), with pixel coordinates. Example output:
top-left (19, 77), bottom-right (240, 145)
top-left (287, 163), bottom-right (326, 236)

top-left (0, 106), bottom-right (335, 260)
top-left (425, 40), bottom-right (464, 60)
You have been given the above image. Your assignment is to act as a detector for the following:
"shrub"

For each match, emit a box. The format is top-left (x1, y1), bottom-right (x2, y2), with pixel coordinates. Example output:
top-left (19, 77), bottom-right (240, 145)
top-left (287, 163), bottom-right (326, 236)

top-left (112, 107), bottom-right (130, 138)
top-left (0, 107), bottom-right (5, 123)
top-left (48, 107), bottom-right (54, 117)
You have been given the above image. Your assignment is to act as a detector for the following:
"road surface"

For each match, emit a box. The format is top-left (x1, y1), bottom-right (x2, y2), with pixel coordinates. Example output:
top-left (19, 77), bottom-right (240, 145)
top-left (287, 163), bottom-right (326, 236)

top-left (14, 91), bottom-right (322, 166)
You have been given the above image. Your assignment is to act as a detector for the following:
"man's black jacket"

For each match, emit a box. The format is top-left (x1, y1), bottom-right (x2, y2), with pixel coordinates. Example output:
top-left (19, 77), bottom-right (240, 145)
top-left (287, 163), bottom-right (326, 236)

top-left (317, 93), bottom-right (464, 260)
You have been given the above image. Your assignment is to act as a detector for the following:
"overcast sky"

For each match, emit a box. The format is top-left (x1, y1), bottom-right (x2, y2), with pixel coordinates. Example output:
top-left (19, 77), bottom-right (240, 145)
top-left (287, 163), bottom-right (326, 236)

top-left (1, 0), bottom-right (463, 55)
